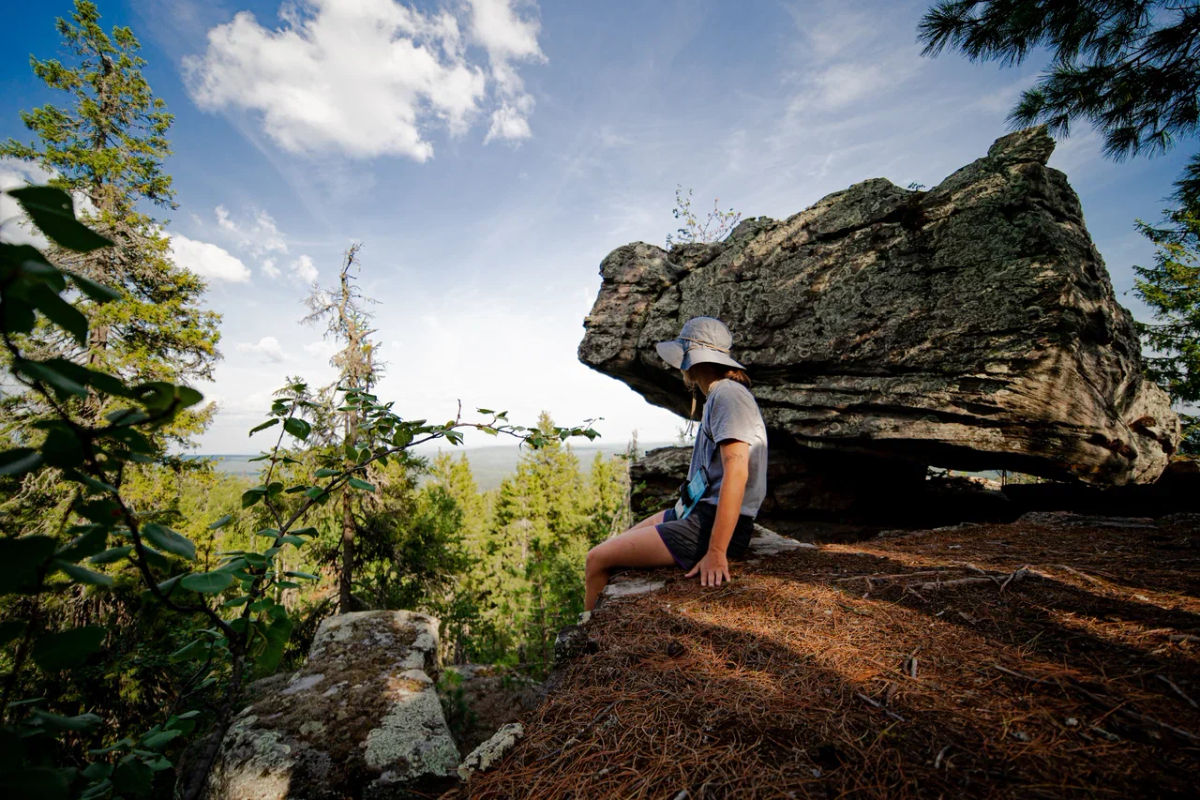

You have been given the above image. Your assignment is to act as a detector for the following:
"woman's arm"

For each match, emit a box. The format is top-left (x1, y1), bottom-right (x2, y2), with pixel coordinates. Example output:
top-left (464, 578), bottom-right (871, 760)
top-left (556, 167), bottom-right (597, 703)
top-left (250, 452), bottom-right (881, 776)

top-left (685, 439), bottom-right (749, 587)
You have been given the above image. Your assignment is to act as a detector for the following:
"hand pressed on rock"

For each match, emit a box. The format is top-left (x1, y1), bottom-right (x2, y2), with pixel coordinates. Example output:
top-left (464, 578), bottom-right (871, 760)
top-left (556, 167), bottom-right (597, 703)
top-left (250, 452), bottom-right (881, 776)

top-left (685, 550), bottom-right (730, 587)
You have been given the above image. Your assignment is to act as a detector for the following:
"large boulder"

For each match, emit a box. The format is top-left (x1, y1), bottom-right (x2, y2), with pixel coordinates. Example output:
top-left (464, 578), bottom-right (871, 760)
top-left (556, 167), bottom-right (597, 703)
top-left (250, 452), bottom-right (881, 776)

top-left (204, 611), bottom-right (459, 800)
top-left (579, 128), bottom-right (1179, 485)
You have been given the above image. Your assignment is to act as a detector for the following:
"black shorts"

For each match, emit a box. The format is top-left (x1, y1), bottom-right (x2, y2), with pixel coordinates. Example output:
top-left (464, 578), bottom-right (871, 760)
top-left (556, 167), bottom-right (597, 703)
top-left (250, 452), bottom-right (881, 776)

top-left (655, 502), bottom-right (755, 571)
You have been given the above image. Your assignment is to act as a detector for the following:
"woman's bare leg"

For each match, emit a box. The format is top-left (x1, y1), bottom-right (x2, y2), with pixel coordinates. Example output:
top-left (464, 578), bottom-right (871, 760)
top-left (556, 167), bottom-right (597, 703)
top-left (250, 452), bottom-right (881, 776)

top-left (585, 510), bottom-right (674, 611)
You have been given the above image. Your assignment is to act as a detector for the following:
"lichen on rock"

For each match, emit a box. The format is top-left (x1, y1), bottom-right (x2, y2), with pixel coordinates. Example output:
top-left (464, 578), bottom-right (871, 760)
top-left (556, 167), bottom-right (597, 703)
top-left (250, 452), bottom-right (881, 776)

top-left (579, 127), bottom-right (1179, 486)
top-left (203, 610), bottom-right (459, 800)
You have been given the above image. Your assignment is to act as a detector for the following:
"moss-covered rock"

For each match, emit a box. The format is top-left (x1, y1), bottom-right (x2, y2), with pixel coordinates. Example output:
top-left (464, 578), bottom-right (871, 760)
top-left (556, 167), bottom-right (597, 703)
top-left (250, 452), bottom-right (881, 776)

top-left (204, 611), bottom-right (459, 800)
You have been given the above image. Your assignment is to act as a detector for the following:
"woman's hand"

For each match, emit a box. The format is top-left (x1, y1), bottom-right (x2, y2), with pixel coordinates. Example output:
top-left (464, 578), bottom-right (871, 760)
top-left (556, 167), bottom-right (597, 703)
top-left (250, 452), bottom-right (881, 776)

top-left (686, 549), bottom-right (730, 587)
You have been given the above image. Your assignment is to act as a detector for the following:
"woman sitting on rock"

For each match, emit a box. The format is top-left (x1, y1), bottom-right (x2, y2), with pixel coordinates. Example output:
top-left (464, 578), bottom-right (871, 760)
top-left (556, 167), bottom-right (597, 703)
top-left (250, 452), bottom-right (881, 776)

top-left (584, 317), bottom-right (768, 611)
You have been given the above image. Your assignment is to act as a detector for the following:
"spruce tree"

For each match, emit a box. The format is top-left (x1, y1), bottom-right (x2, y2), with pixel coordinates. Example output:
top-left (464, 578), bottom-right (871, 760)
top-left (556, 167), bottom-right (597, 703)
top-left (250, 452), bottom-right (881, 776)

top-left (1, 0), bottom-right (219, 400)
top-left (1134, 209), bottom-right (1200, 449)
top-left (303, 244), bottom-right (380, 612)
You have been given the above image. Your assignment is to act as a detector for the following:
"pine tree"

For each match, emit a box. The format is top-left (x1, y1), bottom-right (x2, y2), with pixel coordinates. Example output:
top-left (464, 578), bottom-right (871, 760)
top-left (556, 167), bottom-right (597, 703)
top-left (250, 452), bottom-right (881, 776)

top-left (1134, 209), bottom-right (1200, 451)
top-left (0, 0), bottom-right (219, 404)
top-left (489, 413), bottom-right (589, 670)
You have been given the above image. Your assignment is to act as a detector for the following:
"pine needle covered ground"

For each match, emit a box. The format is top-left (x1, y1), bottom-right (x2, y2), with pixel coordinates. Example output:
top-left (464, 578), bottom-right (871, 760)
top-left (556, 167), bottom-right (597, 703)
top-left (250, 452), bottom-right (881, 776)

top-left (450, 512), bottom-right (1200, 799)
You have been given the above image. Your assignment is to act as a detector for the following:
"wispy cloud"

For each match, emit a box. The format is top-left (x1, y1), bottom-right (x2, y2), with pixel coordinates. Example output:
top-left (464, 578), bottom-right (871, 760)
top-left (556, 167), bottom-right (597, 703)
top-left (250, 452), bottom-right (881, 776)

top-left (236, 335), bottom-right (286, 362)
top-left (184, 0), bottom-right (544, 159)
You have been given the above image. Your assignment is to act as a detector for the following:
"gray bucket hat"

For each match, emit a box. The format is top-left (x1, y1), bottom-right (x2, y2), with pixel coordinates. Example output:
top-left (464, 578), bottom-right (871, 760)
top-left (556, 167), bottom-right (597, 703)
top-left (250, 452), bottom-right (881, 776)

top-left (655, 316), bottom-right (745, 371)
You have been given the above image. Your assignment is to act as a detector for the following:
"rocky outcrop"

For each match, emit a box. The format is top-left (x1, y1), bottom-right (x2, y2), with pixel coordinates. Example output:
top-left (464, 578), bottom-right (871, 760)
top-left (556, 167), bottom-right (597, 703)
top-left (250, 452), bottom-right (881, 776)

top-left (579, 128), bottom-right (1179, 485)
top-left (204, 611), bottom-right (459, 800)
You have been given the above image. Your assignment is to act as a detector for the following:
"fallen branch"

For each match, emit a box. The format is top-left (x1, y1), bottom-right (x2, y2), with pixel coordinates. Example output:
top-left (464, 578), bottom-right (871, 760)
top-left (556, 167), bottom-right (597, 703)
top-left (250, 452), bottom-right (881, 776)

top-left (917, 567), bottom-right (1034, 592)
top-left (855, 691), bottom-right (906, 722)
top-left (833, 570), bottom-right (942, 584)
top-left (1053, 563), bottom-right (1107, 586)
top-left (1155, 674), bottom-right (1199, 710)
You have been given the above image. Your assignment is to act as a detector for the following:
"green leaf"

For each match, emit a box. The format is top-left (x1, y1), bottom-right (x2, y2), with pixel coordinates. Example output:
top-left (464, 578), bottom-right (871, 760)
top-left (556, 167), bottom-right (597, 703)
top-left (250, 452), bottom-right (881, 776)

top-left (15, 358), bottom-right (89, 397)
top-left (53, 560), bottom-right (114, 587)
top-left (112, 757), bottom-right (153, 798)
top-left (56, 526), bottom-right (107, 563)
top-left (347, 477), bottom-right (375, 492)
top-left (28, 282), bottom-right (89, 345)
top-left (291, 527), bottom-right (319, 537)
top-left (256, 615), bottom-right (293, 674)
top-left (241, 487), bottom-right (267, 508)
top-left (8, 186), bottom-right (112, 252)
top-left (40, 425), bottom-right (85, 469)
top-left (0, 535), bottom-right (56, 593)
top-left (30, 709), bottom-right (103, 732)
top-left (314, 468), bottom-right (339, 478)
top-left (176, 386), bottom-right (204, 408)
top-left (65, 270), bottom-right (121, 303)
top-left (391, 428), bottom-right (413, 448)
top-left (156, 575), bottom-right (183, 595)
top-left (277, 535), bottom-right (306, 546)
top-left (90, 545), bottom-right (133, 565)
top-left (208, 514), bottom-right (233, 530)
top-left (180, 571), bottom-right (234, 594)
top-left (284, 571), bottom-right (319, 581)
top-left (74, 498), bottom-right (121, 524)
top-left (132, 381), bottom-right (173, 412)
top-left (64, 469), bottom-right (118, 494)
top-left (248, 418), bottom-right (279, 435)
top-left (0, 447), bottom-right (44, 476)
top-left (84, 369), bottom-right (132, 399)
top-left (141, 523), bottom-right (196, 561)
top-left (2, 296), bottom-right (36, 334)
top-left (283, 417), bottom-right (311, 441)
top-left (141, 729), bottom-right (182, 750)
top-left (169, 639), bottom-right (210, 661)
top-left (32, 625), bottom-right (106, 671)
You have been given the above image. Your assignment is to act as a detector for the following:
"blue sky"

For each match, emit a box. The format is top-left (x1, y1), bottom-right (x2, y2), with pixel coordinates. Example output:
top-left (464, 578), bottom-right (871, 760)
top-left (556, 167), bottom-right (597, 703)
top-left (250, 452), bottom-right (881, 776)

top-left (1, 0), bottom-right (1192, 454)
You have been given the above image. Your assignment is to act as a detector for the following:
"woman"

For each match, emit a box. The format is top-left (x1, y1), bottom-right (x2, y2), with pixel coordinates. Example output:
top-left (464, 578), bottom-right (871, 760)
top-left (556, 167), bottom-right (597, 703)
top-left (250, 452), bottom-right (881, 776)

top-left (584, 317), bottom-right (768, 611)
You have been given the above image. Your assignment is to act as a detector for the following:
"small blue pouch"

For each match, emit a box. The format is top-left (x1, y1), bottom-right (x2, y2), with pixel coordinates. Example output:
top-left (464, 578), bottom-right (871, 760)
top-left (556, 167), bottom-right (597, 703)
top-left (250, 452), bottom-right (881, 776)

top-left (678, 467), bottom-right (709, 520)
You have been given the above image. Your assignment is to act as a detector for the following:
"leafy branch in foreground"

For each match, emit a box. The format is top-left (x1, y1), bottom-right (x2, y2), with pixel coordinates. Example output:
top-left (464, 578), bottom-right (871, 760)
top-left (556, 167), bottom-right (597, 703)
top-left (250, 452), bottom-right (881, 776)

top-left (0, 185), bottom-right (600, 800)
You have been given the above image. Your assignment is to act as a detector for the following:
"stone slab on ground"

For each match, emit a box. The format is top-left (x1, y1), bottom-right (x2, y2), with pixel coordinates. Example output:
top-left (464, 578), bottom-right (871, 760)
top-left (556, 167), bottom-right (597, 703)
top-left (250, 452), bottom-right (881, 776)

top-left (204, 610), bottom-right (459, 800)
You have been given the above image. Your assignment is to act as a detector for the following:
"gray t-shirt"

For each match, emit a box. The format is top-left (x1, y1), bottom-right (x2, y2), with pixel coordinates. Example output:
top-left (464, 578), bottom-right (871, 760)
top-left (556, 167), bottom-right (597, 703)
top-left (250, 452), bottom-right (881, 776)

top-left (676, 379), bottom-right (768, 518)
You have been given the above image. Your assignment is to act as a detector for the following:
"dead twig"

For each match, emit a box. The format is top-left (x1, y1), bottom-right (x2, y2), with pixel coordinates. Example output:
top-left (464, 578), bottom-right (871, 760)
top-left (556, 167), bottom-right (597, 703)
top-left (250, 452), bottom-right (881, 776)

top-left (833, 570), bottom-right (942, 584)
top-left (917, 567), bottom-right (1033, 592)
top-left (855, 691), bottom-right (906, 722)
top-left (1155, 674), bottom-right (1199, 710)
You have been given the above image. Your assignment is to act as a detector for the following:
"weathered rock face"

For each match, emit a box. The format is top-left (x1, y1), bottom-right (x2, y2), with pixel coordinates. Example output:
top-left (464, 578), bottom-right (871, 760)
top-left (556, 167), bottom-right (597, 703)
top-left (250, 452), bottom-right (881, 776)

top-left (204, 611), bottom-right (459, 800)
top-left (579, 128), bottom-right (1179, 485)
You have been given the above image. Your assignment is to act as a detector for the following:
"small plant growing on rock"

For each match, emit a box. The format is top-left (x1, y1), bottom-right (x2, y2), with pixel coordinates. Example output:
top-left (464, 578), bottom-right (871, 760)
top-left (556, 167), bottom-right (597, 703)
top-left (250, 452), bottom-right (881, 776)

top-left (666, 185), bottom-right (742, 249)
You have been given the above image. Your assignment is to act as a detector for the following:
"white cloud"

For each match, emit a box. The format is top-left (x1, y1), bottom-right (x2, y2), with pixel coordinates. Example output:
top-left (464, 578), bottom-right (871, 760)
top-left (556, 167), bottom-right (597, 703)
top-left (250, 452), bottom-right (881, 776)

top-left (262, 258), bottom-right (281, 279)
top-left (184, 0), bottom-right (544, 159)
top-left (290, 254), bottom-right (318, 283)
top-left (168, 233), bottom-right (252, 282)
top-left (468, 0), bottom-right (544, 143)
top-left (215, 205), bottom-right (289, 255)
top-left (236, 335), bottom-right (286, 362)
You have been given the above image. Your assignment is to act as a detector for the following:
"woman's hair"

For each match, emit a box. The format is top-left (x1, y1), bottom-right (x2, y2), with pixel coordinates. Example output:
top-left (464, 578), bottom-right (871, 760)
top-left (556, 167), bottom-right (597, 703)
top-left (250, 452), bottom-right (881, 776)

top-left (687, 361), bottom-right (752, 389)
top-left (684, 362), bottom-right (752, 419)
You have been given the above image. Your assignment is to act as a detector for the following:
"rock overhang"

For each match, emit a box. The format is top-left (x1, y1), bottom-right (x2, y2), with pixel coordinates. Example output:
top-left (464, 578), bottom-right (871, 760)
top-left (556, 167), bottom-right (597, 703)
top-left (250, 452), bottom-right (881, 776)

top-left (578, 128), bottom-right (1179, 485)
